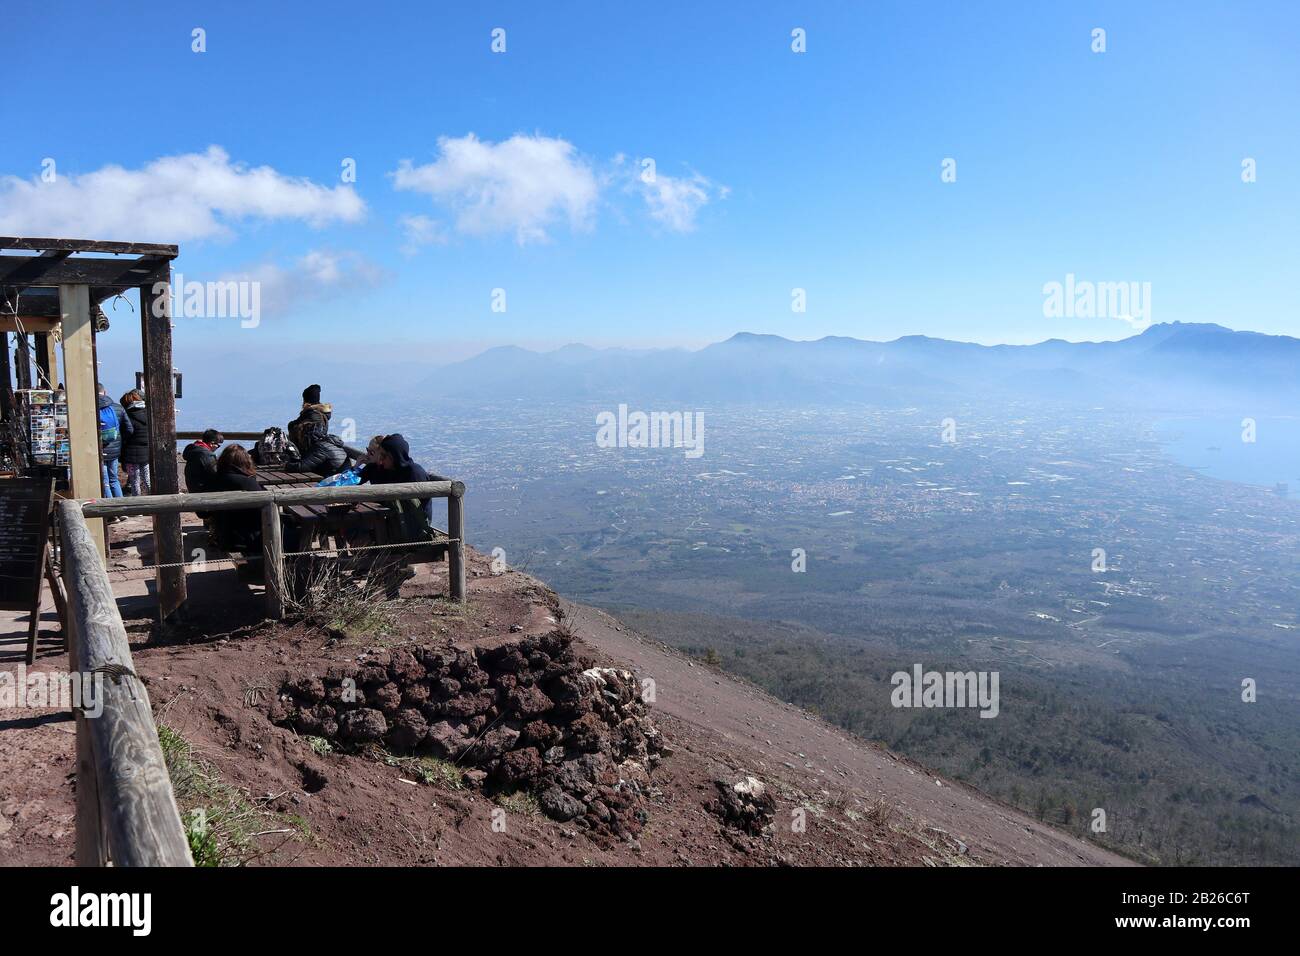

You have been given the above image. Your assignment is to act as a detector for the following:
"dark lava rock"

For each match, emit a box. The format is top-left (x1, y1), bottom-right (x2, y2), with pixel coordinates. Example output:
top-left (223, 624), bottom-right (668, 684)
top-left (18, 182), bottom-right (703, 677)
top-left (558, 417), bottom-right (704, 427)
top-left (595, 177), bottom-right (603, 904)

top-left (427, 720), bottom-right (471, 759)
top-left (539, 787), bottom-right (586, 822)
top-left (468, 725), bottom-right (519, 761)
top-left (567, 712), bottom-right (608, 753)
top-left (521, 719), bottom-right (562, 750)
top-left (291, 675), bottom-right (325, 703)
top-left (432, 677), bottom-right (461, 700)
top-left (388, 708), bottom-right (429, 751)
top-left (401, 683), bottom-right (430, 708)
top-left (495, 747), bottom-right (543, 787)
top-left (441, 691), bottom-right (497, 718)
top-left (387, 650), bottom-right (425, 684)
top-left (373, 682), bottom-right (402, 716)
top-left (506, 684), bottom-right (554, 719)
top-left (338, 708), bottom-right (388, 744)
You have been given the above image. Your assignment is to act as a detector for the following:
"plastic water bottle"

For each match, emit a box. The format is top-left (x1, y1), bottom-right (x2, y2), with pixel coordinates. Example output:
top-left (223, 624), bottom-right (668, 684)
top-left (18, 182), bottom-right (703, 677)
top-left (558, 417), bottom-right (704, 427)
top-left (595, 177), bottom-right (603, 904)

top-left (317, 467), bottom-right (362, 488)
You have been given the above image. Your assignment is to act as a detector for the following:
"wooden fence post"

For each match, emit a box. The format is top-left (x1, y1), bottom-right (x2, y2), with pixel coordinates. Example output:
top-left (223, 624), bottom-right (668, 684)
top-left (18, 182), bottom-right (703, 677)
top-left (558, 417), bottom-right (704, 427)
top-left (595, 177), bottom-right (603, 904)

top-left (58, 500), bottom-right (192, 866)
top-left (261, 501), bottom-right (285, 619)
top-left (448, 483), bottom-right (466, 602)
top-left (64, 603), bottom-right (106, 866)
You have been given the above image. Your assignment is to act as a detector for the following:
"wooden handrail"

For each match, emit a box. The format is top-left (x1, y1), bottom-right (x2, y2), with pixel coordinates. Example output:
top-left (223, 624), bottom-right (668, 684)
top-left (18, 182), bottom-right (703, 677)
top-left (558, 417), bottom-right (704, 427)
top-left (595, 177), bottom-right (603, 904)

top-left (79, 480), bottom-right (468, 609)
top-left (57, 500), bottom-right (193, 867)
top-left (175, 431), bottom-right (265, 441)
top-left (80, 480), bottom-right (464, 517)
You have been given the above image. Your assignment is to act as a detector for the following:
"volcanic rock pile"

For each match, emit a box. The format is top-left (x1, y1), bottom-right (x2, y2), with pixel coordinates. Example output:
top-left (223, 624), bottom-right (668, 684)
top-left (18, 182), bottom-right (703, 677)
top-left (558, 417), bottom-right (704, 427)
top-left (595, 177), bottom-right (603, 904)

top-left (269, 631), bottom-right (668, 841)
top-left (709, 775), bottom-right (777, 836)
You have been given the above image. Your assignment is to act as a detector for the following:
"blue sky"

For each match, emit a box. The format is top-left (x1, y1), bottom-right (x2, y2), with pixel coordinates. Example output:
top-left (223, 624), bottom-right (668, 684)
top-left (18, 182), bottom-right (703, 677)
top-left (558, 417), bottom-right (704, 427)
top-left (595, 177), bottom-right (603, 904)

top-left (4, 0), bottom-right (1299, 363)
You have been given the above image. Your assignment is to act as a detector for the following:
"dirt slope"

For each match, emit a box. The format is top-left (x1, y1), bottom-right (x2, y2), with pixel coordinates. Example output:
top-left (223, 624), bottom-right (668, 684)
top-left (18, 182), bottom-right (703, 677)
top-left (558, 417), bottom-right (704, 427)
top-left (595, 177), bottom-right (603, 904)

top-left (1, 529), bottom-right (1131, 866)
top-left (561, 599), bottom-right (1132, 866)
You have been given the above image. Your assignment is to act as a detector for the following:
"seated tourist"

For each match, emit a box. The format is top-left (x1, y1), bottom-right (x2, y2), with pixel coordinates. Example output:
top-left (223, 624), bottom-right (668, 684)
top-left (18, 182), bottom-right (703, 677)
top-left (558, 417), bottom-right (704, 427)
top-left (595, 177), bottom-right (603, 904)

top-left (290, 383), bottom-right (332, 430)
top-left (210, 444), bottom-right (265, 553)
top-left (282, 421), bottom-right (351, 477)
top-left (358, 434), bottom-right (441, 541)
top-left (356, 434), bottom-right (386, 467)
top-left (182, 428), bottom-right (223, 493)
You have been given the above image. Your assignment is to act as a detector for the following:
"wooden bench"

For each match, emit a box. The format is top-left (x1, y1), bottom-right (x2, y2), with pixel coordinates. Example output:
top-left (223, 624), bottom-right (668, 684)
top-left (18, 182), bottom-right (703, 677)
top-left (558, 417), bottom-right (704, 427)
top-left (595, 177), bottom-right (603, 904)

top-left (81, 478), bottom-right (467, 617)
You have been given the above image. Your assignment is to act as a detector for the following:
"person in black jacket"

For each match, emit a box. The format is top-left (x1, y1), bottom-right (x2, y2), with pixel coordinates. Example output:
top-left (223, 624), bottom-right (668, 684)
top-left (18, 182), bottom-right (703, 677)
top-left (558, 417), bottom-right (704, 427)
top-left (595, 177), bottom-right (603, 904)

top-left (182, 429), bottom-right (223, 494)
top-left (119, 389), bottom-right (151, 495)
top-left (182, 429), bottom-right (224, 524)
top-left (210, 444), bottom-right (265, 552)
top-left (282, 422), bottom-right (350, 477)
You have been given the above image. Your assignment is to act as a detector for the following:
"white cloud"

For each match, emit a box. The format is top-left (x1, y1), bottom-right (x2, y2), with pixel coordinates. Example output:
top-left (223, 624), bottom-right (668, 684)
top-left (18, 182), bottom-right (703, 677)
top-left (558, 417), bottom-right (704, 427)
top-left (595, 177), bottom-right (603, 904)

top-left (215, 250), bottom-right (385, 317)
top-left (637, 167), bottom-right (723, 232)
top-left (398, 213), bottom-right (449, 255)
top-left (391, 134), bottom-right (599, 244)
top-left (0, 146), bottom-right (365, 242)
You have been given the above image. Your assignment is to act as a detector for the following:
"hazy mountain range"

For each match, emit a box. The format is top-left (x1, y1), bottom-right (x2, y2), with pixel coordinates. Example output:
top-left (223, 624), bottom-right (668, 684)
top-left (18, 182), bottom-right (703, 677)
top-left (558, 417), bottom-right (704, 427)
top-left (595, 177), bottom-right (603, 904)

top-left (103, 322), bottom-right (1297, 426)
top-left (416, 323), bottom-right (1300, 411)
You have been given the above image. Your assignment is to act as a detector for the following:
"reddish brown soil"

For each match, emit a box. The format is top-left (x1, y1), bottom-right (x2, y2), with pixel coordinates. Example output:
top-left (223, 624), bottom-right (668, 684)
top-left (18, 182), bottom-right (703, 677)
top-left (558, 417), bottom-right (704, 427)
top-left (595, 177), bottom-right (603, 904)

top-left (1, 518), bottom-right (1132, 867)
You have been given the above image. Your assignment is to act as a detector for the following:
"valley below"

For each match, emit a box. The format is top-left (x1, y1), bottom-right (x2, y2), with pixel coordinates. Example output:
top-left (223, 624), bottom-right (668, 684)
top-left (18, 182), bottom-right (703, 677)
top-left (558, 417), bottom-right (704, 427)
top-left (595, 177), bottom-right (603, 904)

top-left (369, 397), bottom-right (1300, 866)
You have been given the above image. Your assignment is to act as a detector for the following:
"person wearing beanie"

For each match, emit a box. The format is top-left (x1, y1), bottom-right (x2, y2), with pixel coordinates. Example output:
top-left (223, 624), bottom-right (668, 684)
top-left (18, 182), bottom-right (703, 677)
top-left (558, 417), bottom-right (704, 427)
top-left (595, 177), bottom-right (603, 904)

top-left (289, 382), bottom-right (333, 446)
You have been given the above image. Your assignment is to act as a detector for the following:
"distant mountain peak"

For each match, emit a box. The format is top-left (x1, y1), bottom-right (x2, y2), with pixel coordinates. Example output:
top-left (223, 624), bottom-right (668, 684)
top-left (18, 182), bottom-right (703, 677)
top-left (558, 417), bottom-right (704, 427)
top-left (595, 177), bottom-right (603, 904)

top-left (721, 331), bottom-right (792, 345)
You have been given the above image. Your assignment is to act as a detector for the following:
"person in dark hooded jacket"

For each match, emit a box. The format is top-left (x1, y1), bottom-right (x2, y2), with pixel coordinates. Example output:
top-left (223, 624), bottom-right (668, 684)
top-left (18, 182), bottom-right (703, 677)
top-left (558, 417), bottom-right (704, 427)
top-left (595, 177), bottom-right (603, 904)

top-left (358, 433), bottom-right (432, 485)
top-left (96, 384), bottom-right (132, 497)
top-left (358, 434), bottom-right (442, 541)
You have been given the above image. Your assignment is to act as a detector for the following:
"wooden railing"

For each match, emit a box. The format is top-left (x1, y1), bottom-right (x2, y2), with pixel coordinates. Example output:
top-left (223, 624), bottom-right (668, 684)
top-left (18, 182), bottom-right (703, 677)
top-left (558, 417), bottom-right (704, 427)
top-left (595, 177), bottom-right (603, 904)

top-left (174, 430), bottom-right (265, 441)
top-left (56, 500), bottom-right (193, 866)
top-left (79, 480), bottom-right (467, 617)
top-left (53, 480), bottom-right (466, 865)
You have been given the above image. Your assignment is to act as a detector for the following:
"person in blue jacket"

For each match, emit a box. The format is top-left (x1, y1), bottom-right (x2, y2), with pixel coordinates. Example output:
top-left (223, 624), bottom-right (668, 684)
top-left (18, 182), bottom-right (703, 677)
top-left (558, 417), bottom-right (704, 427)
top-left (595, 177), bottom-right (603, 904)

top-left (95, 383), bottom-right (132, 498)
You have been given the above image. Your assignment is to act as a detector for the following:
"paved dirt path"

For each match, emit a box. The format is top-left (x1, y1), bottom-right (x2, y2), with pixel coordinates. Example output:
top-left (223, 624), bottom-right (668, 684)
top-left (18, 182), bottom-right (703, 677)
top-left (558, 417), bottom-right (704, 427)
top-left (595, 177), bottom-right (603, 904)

top-left (0, 593), bottom-right (77, 865)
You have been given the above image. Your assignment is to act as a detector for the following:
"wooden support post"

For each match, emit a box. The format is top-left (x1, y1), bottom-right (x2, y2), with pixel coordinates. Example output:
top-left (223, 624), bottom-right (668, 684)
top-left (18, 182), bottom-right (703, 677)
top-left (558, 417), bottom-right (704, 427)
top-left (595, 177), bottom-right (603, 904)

top-left (260, 501), bottom-right (285, 619)
top-left (139, 277), bottom-right (186, 619)
top-left (59, 285), bottom-right (105, 559)
top-left (35, 331), bottom-right (56, 388)
top-left (14, 333), bottom-right (32, 389)
top-left (0, 331), bottom-right (12, 422)
top-left (447, 486), bottom-right (466, 602)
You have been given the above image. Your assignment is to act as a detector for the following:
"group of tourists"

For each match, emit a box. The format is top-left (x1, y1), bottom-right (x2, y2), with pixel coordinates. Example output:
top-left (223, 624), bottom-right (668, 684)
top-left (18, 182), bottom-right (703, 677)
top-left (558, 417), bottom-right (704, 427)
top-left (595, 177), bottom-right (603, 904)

top-left (96, 383), bottom-right (151, 498)
top-left (179, 383), bottom-right (440, 555)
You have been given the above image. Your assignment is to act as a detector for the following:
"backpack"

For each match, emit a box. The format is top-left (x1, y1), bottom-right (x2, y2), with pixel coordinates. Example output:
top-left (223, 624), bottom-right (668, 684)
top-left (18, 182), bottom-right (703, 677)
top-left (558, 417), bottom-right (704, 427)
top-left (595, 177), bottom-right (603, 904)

top-left (97, 403), bottom-right (120, 447)
top-left (287, 418), bottom-right (318, 454)
top-left (252, 427), bottom-right (298, 466)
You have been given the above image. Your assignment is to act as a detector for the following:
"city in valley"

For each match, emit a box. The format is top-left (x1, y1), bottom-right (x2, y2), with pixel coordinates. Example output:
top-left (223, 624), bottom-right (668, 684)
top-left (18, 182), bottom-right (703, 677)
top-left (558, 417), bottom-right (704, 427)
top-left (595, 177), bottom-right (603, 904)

top-left (360, 396), bottom-right (1298, 865)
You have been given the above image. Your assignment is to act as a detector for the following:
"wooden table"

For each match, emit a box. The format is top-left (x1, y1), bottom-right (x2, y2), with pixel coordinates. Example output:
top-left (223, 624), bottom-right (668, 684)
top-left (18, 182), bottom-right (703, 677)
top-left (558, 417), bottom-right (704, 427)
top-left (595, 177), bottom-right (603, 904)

top-left (255, 470), bottom-right (398, 556)
top-left (254, 467), bottom-right (319, 487)
top-left (252, 470), bottom-right (450, 601)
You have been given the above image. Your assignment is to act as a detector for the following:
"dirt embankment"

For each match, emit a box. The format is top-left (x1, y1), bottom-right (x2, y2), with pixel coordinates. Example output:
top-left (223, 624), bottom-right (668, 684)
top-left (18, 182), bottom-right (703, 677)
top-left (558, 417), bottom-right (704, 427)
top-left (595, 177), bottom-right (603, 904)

top-left (1, 542), bottom-right (1132, 866)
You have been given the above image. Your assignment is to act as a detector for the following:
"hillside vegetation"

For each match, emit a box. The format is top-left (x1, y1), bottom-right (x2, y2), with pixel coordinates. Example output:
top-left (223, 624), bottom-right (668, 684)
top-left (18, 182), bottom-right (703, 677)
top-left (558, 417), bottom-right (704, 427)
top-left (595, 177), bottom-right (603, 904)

top-left (612, 608), bottom-right (1298, 866)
